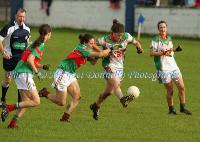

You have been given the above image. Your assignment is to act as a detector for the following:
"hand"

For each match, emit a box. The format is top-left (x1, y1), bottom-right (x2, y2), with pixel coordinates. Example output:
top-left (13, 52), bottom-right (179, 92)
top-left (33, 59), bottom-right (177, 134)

top-left (176, 45), bottom-right (182, 52)
top-left (102, 49), bottom-right (111, 57)
top-left (2, 50), bottom-right (12, 59)
top-left (35, 72), bottom-right (43, 80)
top-left (164, 50), bottom-right (172, 57)
top-left (136, 47), bottom-right (143, 54)
top-left (43, 64), bottom-right (50, 71)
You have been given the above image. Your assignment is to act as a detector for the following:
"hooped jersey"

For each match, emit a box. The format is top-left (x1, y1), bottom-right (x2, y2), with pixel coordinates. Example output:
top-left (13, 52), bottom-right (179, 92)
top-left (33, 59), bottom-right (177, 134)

top-left (58, 43), bottom-right (92, 73)
top-left (150, 35), bottom-right (179, 71)
top-left (96, 32), bottom-right (136, 70)
top-left (14, 43), bottom-right (45, 74)
top-left (0, 21), bottom-right (30, 58)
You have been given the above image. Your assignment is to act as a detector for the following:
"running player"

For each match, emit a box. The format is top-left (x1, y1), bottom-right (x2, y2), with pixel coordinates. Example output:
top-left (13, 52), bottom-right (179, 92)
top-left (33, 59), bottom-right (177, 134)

top-left (38, 34), bottom-right (111, 122)
top-left (150, 20), bottom-right (192, 115)
top-left (1, 24), bottom-right (52, 128)
top-left (90, 19), bottom-right (143, 120)
top-left (0, 8), bottom-right (30, 103)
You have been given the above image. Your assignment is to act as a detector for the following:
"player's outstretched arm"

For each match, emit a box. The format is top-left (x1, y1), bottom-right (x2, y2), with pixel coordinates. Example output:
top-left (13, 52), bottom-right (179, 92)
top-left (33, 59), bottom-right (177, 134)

top-left (134, 40), bottom-right (143, 54)
top-left (88, 48), bottom-right (111, 58)
top-left (92, 43), bottom-right (102, 52)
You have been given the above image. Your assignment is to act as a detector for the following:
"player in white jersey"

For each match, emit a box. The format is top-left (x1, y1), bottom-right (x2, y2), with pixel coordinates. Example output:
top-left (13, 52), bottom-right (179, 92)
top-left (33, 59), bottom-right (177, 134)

top-left (150, 20), bottom-right (192, 115)
top-left (90, 19), bottom-right (143, 120)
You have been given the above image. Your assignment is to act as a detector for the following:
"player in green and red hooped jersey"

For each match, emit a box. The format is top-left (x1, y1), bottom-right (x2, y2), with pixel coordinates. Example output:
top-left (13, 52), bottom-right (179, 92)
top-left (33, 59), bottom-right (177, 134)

top-left (150, 20), bottom-right (191, 115)
top-left (90, 19), bottom-right (144, 120)
top-left (38, 34), bottom-right (111, 122)
top-left (1, 24), bottom-right (52, 128)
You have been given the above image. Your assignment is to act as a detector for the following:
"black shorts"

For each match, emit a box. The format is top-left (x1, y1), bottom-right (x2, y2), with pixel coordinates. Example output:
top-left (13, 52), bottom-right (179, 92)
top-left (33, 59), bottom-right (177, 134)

top-left (3, 57), bottom-right (20, 71)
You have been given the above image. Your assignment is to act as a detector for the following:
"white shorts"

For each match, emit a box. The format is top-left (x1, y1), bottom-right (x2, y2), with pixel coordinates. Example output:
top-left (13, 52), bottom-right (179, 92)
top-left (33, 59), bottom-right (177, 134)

top-left (104, 67), bottom-right (124, 81)
top-left (157, 69), bottom-right (182, 84)
top-left (14, 73), bottom-right (36, 90)
top-left (51, 69), bottom-right (77, 92)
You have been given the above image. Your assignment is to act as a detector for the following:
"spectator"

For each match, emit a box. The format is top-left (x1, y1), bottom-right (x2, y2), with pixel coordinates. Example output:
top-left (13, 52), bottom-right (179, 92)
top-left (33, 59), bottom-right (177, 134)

top-left (194, 0), bottom-right (200, 7)
top-left (172, 0), bottom-right (185, 6)
top-left (110, 0), bottom-right (121, 9)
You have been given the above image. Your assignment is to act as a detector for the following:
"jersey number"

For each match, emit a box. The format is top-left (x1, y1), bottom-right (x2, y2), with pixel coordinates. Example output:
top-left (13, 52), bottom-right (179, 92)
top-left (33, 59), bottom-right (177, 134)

top-left (113, 50), bottom-right (123, 58)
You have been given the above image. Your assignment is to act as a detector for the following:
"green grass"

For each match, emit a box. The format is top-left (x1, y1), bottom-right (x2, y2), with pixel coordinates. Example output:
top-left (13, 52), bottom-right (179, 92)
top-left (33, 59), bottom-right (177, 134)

top-left (0, 27), bottom-right (199, 142)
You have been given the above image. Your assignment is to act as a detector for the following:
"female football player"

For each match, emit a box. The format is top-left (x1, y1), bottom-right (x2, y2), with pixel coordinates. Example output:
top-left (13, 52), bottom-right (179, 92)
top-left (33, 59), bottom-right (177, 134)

top-left (1, 24), bottom-right (52, 128)
top-left (150, 20), bottom-right (192, 115)
top-left (39, 33), bottom-right (111, 122)
top-left (90, 19), bottom-right (143, 120)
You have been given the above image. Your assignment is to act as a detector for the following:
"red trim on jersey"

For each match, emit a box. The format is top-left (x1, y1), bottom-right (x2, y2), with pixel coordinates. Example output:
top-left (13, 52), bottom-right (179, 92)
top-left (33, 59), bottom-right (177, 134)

top-left (21, 48), bottom-right (32, 62)
top-left (110, 33), bottom-right (121, 42)
top-left (34, 47), bottom-right (43, 64)
top-left (159, 34), bottom-right (168, 40)
top-left (67, 50), bottom-right (87, 68)
top-left (20, 47), bottom-right (43, 65)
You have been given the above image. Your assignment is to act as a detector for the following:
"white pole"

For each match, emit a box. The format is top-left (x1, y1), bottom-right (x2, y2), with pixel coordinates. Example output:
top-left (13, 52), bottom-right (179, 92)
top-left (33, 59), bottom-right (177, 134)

top-left (137, 23), bottom-right (141, 40)
top-left (156, 0), bottom-right (160, 7)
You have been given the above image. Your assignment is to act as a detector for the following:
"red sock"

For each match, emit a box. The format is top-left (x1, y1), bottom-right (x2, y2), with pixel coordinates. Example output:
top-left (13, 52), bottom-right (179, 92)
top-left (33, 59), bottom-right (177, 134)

top-left (7, 104), bottom-right (15, 112)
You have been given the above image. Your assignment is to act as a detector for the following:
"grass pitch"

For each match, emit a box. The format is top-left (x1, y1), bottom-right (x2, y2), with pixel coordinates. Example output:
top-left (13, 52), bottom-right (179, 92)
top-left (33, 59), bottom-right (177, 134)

top-left (0, 27), bottom-right (199, 142)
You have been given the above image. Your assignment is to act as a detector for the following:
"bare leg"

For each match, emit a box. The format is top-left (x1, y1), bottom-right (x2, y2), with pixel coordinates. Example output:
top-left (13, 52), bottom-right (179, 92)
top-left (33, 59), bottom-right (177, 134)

top-left (18, 90), bottom-right (40, 108)
top-left (15, 90), bottom-right (30, 118)
top-left (164, 81), bottom-right (174, 107)
top-left (174, 78), bottom-right (192, 115)
top-left (96, 80), bottom-right (113, 107)
top-left (174, 78), bottom-right (185, 104)
top-left (47, 90), bottom-right (67, 106)
top-left (59, 81), bottom-right (80, 122)
top-left (110, 77), bottom-right (123, 99)
top-left (7, 89), bottom-right (41, 128)
top-left (65, 80), bottom-right (80, 114)
top-left (164, 81), bottom-right (177, 114)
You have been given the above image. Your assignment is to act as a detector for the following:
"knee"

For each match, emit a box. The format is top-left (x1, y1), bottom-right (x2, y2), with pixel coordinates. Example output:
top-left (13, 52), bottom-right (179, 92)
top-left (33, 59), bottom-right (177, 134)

top-left (34, 99), bottom-right (40, 106)
top-left (112, 82), bottom-right (120, 89)
top-left (57, 100), bottom-right (66, 106)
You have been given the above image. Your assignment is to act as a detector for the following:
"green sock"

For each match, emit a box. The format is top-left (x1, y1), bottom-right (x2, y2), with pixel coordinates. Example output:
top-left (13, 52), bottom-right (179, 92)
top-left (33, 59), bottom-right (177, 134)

top-left (13, 114), bottom-right (19, 121)
top-left (14, 102), bottom-right (20, 109)
top-left (180, 103), bottom-right (185, 111)
top-left (169, 106), bottom-right (175, 112)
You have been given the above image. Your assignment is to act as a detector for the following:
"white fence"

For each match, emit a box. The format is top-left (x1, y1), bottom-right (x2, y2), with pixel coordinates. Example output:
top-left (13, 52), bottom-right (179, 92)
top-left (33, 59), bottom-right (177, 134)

top-left (135, 7), bottom-right (200, 38)
top-left (24, 0), bottom-right (200, 37)
top-left (24, 0), bottom-right (125, 32)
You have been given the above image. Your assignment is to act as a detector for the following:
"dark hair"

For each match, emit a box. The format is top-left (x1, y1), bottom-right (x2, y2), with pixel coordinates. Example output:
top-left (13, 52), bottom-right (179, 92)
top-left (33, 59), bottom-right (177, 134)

top-left (32, 24), bottom-right (52, 48)
top-left (157, 20), bottom-right (167, 29)
top-left (78, 34), bottom-right (94, 44)
top-left (17, 8), bottom-right (26, 13)
top-left (111, 19), bottom-right (125, 33)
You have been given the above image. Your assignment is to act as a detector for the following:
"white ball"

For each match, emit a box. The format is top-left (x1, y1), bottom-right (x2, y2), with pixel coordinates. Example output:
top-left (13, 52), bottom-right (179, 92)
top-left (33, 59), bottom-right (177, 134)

top-left (127, 86), bottom-right (140, 98)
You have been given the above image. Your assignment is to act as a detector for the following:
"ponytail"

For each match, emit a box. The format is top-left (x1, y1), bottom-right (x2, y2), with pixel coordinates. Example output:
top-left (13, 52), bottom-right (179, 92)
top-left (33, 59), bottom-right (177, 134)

top-left (111, 19), bottom-right (125, 33)
top-left (79, 34), bottom-right (94, 44)
top-left (32, 24), bottom-right (51, 48)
